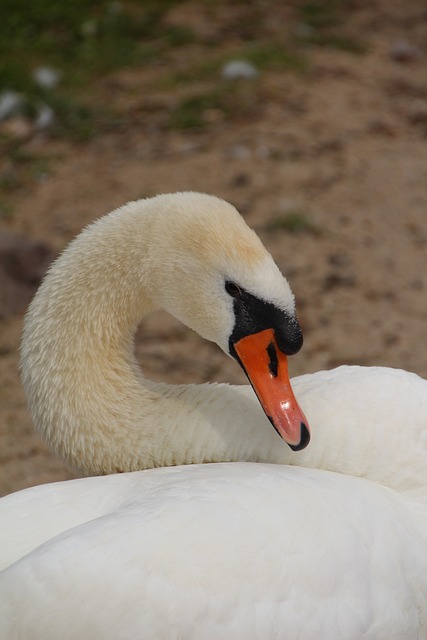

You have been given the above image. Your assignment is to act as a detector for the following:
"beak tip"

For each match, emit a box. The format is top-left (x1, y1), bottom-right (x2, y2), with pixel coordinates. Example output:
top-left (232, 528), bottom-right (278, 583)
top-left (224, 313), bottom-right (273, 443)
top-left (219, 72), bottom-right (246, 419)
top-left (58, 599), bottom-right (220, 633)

top-left (288, 422), bottom-right (311, 452)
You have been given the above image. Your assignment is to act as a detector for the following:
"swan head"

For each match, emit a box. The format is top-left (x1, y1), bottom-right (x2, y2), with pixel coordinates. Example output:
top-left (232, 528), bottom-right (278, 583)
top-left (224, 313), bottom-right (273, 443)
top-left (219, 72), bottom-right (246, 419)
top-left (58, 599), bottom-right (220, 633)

top-left (144, 192), bottom-right (310, 451)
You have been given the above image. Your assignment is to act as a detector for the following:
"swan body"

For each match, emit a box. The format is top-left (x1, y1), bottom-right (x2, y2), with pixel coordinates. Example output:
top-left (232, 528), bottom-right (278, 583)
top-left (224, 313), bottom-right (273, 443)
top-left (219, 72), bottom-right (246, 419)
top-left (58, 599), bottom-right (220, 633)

top-left (0, 193), bottom-right (426, 638)
top-left (1, 367), bottom-right (427, 639)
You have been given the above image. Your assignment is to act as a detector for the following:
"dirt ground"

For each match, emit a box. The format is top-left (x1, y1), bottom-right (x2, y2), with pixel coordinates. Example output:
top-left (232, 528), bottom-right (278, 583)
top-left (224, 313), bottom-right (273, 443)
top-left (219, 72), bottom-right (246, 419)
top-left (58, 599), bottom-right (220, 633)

top-left (1, 0), bottom-right (426, 497)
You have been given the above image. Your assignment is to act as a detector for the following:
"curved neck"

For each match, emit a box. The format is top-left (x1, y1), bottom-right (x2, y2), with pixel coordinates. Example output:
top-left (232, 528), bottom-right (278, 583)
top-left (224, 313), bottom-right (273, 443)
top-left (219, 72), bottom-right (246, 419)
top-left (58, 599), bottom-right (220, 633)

top-left (21, 205), bottom-right (287, 474)
top-left (21, 205), bottom-right (427, 496)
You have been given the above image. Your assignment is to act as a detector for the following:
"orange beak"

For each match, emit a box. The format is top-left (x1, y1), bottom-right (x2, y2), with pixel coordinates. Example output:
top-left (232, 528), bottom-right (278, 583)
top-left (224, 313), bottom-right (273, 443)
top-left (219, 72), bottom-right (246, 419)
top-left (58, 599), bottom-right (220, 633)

top-left (234, 328), bottom-right (310, 451)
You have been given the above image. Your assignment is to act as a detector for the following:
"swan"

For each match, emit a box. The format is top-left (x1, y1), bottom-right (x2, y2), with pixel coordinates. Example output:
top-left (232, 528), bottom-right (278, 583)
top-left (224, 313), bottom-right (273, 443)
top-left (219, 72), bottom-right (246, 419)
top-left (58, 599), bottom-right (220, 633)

top-left (0, 192), bottom-right (426, 639)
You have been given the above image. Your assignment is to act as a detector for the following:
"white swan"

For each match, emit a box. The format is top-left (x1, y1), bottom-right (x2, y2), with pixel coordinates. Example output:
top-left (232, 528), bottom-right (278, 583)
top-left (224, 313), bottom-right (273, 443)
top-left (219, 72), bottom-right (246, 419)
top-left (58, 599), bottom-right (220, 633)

top-left (0, 192), bottom-right (426, 639)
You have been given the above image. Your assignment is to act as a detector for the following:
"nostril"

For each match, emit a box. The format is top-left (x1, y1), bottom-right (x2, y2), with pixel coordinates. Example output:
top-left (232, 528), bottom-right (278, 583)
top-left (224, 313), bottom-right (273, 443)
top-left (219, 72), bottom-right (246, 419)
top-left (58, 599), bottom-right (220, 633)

top-left (267, 342), bottom-right (279, 378)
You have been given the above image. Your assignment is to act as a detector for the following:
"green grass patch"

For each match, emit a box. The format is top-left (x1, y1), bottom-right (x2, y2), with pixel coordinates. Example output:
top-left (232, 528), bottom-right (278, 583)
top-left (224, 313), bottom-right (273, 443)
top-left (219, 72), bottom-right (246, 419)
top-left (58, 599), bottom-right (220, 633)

top-left (0, 0), bottom-right (191, 140)
top-left (0, 0), bottom-right (193, 85)
top-left (0, 201), bottom-right (14, 219)
top-left (297, 1), bottom-right (342, 29)
top-left (168, 80), bottom-right (261, 130)
top-left (241, 43), bottom-right (307, 72)
top-left (296, 1), bottom-right (366, 55)
top-left (41, 91), bottom-right (113, 140)
top-left (161, 41), bottom-right (307, 91)
top-left (169, 93), bottom-right (219, 130)
top-left (266, 210), bottom-right (321, 235)
top-left (161, 25), bottom-right (196, 47)
top-left (305, 32), bottom-right (366, 54)
top-left (0, 136), bottom-right (56, 210)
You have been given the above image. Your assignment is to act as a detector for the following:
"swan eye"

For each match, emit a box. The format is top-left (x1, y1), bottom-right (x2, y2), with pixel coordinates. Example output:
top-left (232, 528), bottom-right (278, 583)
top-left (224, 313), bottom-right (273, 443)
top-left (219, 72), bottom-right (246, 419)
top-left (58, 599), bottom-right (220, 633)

top-left (225, 281), bottom-right (242, 298)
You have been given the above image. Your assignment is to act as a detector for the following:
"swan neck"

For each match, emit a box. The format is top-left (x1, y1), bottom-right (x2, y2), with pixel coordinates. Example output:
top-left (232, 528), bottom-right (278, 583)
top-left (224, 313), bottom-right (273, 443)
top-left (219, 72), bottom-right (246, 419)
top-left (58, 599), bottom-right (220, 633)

top-left (21, 205), bottom-right (289, 474)
top-left (20, 202), bottom-right (427, 495)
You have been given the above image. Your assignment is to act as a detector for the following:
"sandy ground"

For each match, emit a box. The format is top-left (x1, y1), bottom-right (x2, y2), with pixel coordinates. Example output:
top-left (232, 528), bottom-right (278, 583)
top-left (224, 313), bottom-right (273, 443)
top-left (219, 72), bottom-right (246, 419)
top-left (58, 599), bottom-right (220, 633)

top-left (0, 0), bottom-right (426, 496)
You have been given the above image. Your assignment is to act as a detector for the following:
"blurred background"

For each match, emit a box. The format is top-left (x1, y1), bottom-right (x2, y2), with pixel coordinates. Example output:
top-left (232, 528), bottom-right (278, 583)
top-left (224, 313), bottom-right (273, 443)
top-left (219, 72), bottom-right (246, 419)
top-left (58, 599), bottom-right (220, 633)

top-left (0, 0), bottom-right (426, 496)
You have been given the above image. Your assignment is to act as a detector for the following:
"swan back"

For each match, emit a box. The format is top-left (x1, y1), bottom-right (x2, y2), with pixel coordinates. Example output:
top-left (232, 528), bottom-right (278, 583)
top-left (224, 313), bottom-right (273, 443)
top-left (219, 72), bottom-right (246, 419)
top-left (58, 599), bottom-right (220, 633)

top-left (291, 366), bottom-right (427, 494)
top-left (1, 463), bottom-right (426, 639)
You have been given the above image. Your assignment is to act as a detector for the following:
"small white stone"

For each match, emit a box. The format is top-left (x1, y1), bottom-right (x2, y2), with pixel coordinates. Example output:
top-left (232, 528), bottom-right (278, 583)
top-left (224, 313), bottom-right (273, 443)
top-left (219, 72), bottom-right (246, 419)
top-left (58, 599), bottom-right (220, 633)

top-left (221, 60), bottom-right (258, 81)
top-left (35, 103), bottom-right (55, 129)
top-left (33, 67), bottom-right (62, 90)
top-left (0, 91), bottom-right (22, 121)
